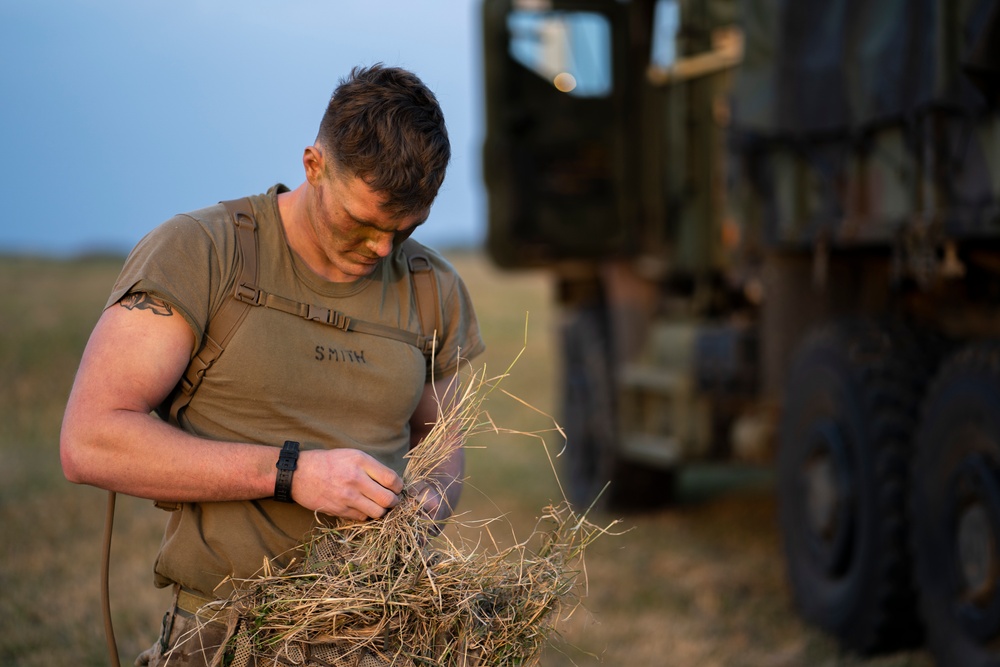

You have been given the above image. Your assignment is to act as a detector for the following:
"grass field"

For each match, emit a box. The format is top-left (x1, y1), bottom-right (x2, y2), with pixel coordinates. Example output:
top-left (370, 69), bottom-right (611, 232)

top-left (0, 251), bottom-right (937, 666)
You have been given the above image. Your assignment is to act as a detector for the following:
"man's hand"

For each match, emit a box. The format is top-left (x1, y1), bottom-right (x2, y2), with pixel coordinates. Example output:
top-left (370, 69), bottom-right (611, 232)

top-left (293, 448), bottom-right (403, 521)
top-left (406, 376), bottom-right (467, 532)
top-left (413, 482), bottom-right (446, 518)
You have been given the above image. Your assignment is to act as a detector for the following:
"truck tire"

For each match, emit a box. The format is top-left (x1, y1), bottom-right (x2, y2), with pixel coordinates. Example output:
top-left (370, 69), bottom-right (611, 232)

top-left (777, 319), bottom-right (925, 654)
top-left (560, 299), bottom-right (677, 511)
top-left (561, 298), bottom-right (617, 509)
top-left (911, 342), bottom-right (1000, 667)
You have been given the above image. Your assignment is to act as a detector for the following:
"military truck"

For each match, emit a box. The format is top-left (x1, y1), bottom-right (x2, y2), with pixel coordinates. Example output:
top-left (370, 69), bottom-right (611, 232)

top-left (480, 0), bottom-right (1000, 664)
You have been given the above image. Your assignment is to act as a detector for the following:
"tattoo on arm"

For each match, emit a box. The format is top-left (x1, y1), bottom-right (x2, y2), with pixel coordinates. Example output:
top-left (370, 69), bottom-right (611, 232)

top-left (119, 292), bottom-right (174, 316)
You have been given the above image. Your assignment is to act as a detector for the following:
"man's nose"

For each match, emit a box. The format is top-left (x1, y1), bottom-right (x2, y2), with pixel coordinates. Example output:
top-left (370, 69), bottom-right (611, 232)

top-left (368, 230), bottom-right (395, 257)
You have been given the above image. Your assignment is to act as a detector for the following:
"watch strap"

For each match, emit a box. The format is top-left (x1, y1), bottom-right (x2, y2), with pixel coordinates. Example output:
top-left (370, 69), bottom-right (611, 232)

top-left (274, 440), bottom-right (300, 503)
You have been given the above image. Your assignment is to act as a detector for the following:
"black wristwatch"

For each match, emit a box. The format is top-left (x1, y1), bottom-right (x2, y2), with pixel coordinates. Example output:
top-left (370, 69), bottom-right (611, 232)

top-left (273, 440), bottom-right (300, 503)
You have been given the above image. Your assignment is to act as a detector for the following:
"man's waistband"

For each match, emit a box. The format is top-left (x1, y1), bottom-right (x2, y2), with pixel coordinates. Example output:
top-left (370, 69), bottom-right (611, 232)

top-left (175, 586), bottom-right (228, 625)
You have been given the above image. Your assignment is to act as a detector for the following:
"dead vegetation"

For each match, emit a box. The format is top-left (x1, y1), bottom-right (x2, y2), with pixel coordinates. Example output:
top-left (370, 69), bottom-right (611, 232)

top-left (205, 365), bottom-right (619, 667)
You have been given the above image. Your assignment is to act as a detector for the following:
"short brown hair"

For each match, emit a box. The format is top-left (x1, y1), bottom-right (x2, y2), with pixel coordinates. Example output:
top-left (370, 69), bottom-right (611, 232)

top-left (316, 64), bottom-right (451, 217)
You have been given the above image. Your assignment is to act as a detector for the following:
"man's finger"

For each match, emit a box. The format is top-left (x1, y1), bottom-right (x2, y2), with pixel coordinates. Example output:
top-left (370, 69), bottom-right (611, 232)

top-left (364, 462), bottom-right (404, 495)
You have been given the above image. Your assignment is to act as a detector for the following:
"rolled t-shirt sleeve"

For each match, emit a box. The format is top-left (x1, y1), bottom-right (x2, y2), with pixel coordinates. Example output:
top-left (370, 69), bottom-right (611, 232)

top-left (106, 210), bottom-right (234, 350)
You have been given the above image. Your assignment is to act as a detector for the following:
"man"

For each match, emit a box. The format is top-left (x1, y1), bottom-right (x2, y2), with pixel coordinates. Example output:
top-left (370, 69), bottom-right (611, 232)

top-left (60, 64), bottom-right (485, 666)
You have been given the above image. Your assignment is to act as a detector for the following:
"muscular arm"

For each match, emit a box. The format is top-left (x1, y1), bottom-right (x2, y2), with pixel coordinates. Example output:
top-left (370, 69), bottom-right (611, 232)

top-left (59, 293), bottom-right (402, 521)
top-left (408, 375), bottom-right (465, 521)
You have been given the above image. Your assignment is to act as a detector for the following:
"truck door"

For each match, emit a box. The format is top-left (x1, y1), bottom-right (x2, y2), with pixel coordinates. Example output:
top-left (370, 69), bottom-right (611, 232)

top-left (481, 0), bottom-right (632, 268)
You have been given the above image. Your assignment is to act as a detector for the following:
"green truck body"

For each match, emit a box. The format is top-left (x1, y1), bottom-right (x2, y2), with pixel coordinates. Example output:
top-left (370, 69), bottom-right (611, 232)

top-left (481, 0), bottom-right (1000, 664)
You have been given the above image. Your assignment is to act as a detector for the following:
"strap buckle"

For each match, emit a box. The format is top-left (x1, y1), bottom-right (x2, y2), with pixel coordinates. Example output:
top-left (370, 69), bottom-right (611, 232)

top-left (408, 253), bottom-right (432, 273)
top-left (417, 335), bottom-right (437, 356)
top-left (330, 310), bottom-right (351, 330)
top-left (234, 283), bottom-right (263, 305)
top-left (304, 304), bottom-right (351, 330)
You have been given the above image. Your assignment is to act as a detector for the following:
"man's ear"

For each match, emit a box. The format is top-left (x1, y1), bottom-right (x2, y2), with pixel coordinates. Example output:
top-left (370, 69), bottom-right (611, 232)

top-left (303, 144), bottom-right (325, 185)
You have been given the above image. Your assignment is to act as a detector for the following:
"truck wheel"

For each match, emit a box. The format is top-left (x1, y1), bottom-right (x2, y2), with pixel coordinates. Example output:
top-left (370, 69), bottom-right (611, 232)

top-left (777, 320), bottom-right (925, 654)
top-left (561, 298), bottom-right (616, 509)
top-left (911, 342), bottom-right (1000, 667)
top-left (560, 299), bottom-right (676, 511)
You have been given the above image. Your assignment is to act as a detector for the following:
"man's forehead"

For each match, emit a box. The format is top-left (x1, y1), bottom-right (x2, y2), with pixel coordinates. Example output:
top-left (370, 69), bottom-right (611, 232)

top-left (375, 209), bottom-right (429, 234)
top-left (352, 171), bottom-right (430, 227)
top-left (342, 189), bottom-right (428, 233)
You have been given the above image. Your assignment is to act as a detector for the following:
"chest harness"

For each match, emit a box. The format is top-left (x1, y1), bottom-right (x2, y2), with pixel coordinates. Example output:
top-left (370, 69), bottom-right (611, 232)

top-left (159, 197), bottom-right (441, 424)
top-left (102, 198), bottom-right (442, 666)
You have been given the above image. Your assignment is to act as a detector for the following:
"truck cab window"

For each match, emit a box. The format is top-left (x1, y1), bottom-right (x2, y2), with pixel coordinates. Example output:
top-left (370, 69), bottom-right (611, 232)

top-left (507, 9), bottom-right (612, 97)
top-left (650, 0), bottom-right (679, 68)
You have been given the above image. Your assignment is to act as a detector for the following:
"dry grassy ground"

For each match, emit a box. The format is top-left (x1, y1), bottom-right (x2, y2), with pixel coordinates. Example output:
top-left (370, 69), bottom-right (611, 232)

top-left (0, 251), bottom-right (936, 666)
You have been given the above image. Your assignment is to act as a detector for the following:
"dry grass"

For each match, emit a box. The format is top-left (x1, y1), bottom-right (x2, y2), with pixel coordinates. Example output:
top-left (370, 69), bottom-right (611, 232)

top-left (0, 255), bottom-right (173, 666)
top-left (0, 250), bottom-right (938, 667)
top-left (209, 362), bottom-right (618, 667)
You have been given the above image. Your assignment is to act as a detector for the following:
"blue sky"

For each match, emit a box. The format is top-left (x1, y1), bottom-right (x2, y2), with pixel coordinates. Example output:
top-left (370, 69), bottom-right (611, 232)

top-left (0, 0), bottom-right (485, 255)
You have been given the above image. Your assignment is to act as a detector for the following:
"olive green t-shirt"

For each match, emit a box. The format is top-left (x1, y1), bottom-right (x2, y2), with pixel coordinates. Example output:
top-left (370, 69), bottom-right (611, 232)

top-left (106, 185), bottom-right (485, 597)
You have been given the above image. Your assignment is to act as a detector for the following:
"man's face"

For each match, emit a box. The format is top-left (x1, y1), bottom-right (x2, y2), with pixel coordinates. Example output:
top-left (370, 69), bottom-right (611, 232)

top-left (308, 164), bottom-right (428, 281)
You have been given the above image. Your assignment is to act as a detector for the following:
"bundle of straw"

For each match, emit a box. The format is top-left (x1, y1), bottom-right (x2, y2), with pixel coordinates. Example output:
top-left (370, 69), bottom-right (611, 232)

top-left (210, 365), bottom-right (614, 667)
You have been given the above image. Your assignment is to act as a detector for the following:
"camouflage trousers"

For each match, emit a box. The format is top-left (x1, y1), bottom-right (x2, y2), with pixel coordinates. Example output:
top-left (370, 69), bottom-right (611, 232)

top-left (134, 588), bottom-right (228, 667)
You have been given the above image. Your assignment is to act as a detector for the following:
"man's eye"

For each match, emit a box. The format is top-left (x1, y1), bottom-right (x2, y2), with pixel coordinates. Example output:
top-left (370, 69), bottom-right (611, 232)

top-left (394, 227), bottom-right (415, 244)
